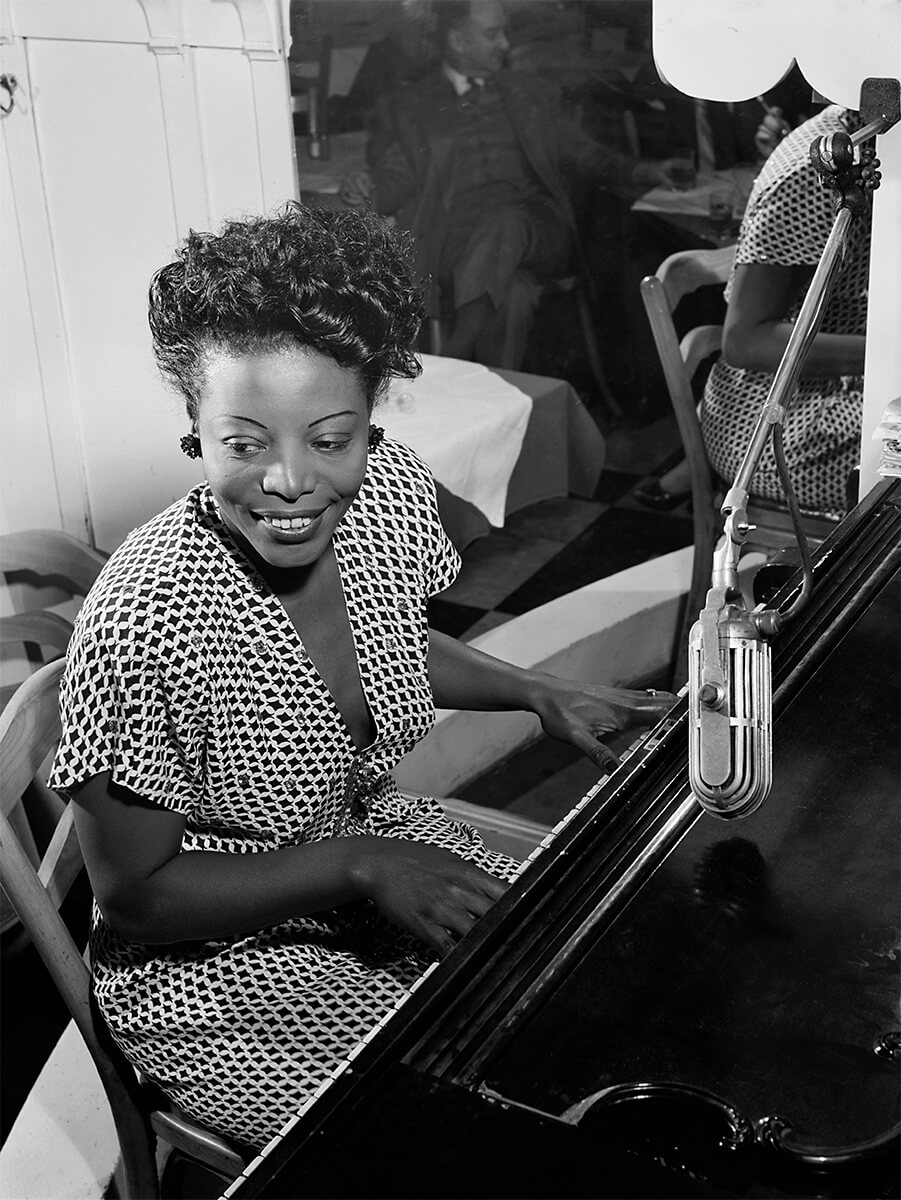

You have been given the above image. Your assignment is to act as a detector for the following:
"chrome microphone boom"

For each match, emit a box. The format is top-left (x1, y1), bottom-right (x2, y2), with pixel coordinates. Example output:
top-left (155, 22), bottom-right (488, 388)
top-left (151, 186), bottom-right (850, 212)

top-left (687, 78), bottom-right (898, 820)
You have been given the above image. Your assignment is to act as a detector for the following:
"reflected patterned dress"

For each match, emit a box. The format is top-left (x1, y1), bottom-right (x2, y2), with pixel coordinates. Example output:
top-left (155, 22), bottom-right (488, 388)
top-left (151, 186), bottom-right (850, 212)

top-left (701, 106), bottom-right (870, 515)
top-left (48, 437), bottom-right (517, 1148)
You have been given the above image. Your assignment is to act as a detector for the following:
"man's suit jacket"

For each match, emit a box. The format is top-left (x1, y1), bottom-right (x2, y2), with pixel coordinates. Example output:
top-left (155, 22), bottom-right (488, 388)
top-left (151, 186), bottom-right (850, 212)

top-left (370, 67), bottom-right (636, 313)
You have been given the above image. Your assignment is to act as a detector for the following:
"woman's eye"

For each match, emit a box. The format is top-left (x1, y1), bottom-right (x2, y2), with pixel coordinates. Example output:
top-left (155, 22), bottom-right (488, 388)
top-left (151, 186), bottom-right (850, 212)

top-left (224, 439), bottom-right (262, 457)
top-left (313, 437), bottom-right (352, 453)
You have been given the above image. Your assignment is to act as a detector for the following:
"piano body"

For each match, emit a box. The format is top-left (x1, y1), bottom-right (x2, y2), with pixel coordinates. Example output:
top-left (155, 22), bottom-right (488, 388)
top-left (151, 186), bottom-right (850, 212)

top-left (227, 480), bottom-right (901, 1200)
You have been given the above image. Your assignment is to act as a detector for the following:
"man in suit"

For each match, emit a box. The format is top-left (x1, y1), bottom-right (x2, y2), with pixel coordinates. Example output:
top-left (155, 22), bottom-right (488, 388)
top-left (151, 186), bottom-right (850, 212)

top-left (341, 0), bottom-right (686, 370)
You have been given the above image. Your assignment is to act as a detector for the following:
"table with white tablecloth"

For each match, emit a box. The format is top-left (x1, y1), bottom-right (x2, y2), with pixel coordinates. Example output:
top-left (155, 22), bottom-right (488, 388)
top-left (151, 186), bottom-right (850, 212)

top-left (379, 355), bottom-right (605, 550)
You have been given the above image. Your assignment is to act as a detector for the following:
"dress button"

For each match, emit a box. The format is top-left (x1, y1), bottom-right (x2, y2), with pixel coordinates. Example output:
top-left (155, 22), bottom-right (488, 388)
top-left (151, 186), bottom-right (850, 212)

top-left (396, 598), bottom-right (410, 612)
top-left (298, 645), bottom-right (309, 661)
top-left (385, 635), bottom-right (399, 651)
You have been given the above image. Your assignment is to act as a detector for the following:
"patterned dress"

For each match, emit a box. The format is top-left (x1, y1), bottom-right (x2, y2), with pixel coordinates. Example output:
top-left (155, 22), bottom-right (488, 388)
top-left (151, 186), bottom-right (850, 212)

top-left (701, 106), bottom-right (870, 515)
top-left (48, 438), bottom-right (517, 1147)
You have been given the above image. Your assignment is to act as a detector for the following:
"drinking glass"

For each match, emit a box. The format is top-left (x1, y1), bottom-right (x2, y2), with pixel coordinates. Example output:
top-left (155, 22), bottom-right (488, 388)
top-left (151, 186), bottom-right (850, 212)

top-left (708, 186), bottom-right (735, 242)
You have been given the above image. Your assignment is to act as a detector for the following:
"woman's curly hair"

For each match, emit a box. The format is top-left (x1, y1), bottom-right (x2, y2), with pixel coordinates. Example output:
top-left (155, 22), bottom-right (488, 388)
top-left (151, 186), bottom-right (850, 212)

top-left (148, 203), bottom-right (426, 418)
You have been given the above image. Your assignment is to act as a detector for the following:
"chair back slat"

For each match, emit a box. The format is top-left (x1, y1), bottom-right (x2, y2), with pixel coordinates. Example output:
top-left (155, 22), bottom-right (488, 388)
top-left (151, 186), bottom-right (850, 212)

top-left (0, 659), bottom-right (64, 811)
top-left (0, 611), bottom-right (74, 655)
top-left (39, 803), bottom-right (85, 911)
top-left (0, 800), bottom-right (95, 1042)
top-left (680, 324), bottom-right (724, 382)
top-left (656, 245), bottom-right (735, 311)
top-left (0, 529), bottom-right (107, 597)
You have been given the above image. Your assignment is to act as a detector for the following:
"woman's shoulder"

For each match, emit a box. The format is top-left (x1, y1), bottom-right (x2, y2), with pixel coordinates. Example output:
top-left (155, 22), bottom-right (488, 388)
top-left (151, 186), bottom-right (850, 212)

top-left (76, 487), bottom-right (220, 632)
top-left (363, 434), bottom-right (436, 495)
top-left (349, 436), bottom-right (441, 533)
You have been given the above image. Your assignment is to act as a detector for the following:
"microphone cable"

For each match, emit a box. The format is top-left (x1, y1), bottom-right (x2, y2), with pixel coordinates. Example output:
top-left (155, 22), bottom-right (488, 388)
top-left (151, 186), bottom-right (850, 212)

top-left (769, 421), bottom-right (815, 625)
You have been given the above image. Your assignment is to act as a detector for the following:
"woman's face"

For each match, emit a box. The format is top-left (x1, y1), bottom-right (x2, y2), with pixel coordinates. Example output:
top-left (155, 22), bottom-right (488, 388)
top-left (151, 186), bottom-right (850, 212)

top-left (195, 344), bottom-right (369, 573)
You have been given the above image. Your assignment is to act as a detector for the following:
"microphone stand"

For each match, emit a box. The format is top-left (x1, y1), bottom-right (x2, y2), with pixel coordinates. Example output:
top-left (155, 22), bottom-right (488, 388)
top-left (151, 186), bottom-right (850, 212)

top-left (689, 80), bottom-right (898, 820)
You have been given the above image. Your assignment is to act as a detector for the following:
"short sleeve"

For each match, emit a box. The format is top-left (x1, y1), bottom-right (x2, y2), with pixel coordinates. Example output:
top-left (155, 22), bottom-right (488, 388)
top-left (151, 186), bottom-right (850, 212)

top-left (735, 123), bottom-right (837, 272)
top-left (48, 619), bottom-right (205, 816)
top-left (416, 458), bottom-right (461, 598)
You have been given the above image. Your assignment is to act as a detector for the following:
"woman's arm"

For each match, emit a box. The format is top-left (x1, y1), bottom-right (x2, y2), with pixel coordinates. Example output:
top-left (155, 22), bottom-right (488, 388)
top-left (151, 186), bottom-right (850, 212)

top-left (427, 629), bottom-right (675, 771)
top-left (72, 771), bottom-right (507, 956)
top-left (722, 262), bottom-right (866, 376)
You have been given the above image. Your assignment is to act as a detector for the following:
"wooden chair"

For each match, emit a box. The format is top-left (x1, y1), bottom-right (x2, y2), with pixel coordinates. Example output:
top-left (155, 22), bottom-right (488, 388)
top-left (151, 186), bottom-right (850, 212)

top-left (640, 247), bottom-right (841, 685)
top-left (0, 660), bottom-right (251, 1198)
top-left (0, 530), bottom-right (109, 945)
top-left (1, 528), bottom-right (107, 701)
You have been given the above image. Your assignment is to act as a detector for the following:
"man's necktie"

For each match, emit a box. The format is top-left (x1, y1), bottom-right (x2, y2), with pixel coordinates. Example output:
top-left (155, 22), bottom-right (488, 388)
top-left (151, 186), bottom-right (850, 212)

top-left (464, 76), bottom-right (484, 104)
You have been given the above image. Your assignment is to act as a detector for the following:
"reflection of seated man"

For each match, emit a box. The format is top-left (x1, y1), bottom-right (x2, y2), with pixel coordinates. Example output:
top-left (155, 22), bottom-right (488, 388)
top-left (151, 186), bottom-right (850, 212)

top-left (340, 0), bottom-right (687, 371)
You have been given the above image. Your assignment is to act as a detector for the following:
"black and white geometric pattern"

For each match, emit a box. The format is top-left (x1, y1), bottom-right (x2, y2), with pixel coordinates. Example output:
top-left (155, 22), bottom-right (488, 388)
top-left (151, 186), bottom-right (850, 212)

top-left (702, 106), bottom-right (870, 515)
top-left (49, 438), bottom-right (518, 1147)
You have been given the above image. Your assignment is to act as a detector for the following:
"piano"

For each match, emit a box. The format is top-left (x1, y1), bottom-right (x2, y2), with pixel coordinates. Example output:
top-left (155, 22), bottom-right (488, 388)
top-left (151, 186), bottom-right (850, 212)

top-left (225, 478), bottom-right (900, 1200)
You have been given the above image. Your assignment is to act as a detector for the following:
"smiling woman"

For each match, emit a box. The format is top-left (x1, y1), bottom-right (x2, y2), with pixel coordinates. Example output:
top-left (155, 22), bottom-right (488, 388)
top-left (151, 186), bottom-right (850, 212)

top-left (44, 203), bottom-right (674, 1150)
top-left (197, 348), bottom-right (370, 571)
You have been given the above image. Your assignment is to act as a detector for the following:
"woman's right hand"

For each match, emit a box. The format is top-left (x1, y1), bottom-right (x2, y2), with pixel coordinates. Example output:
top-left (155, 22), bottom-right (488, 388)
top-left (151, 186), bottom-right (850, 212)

top-left (72, 771), bottom-right (507, 951)
top-left (350, 838), bottom-right (509, 958)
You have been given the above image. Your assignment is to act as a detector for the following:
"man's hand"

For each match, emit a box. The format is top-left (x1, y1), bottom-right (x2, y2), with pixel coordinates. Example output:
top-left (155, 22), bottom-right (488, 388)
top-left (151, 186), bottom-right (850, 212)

top-left (633, 157), bottom-right (696, 192)
top-left (754, 107), bottom-right (791, 160)
top-left (350, 838), bottom-right (509, 958)
top-left (338, 168), bottom-right (375, 208)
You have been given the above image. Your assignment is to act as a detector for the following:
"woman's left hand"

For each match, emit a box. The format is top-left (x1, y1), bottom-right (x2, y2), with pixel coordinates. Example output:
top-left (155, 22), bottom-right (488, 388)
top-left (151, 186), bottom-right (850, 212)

top-left (531, 679), bottom-right (678, 774)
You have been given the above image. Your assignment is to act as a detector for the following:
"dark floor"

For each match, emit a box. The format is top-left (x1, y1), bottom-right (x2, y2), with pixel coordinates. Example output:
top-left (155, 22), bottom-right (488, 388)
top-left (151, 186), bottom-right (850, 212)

top-left (1, 365), bottom-right (692, 1172)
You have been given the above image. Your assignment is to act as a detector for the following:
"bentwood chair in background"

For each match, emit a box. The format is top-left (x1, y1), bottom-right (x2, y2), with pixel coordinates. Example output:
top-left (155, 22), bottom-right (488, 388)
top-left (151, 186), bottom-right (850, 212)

top-left (0, 528), bottom-right (107, 709)
top-left (0, 530), bottom-right (108, 952)
top-left (0, 660), bottom-right (251, 1199)
top-left (640, 247), bottom-right (841, 685)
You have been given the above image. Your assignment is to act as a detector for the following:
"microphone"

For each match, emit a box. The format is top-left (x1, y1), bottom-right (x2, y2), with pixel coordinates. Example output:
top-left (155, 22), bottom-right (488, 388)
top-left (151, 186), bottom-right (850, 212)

top-left (685, 81), bottom-right (899, 821)
top-left (688, 586), bottom-right (774, 821)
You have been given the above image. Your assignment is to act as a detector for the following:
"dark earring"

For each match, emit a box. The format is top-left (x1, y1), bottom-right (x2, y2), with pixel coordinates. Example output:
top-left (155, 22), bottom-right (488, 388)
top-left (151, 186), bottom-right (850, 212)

top-left (367, 424), bottom-right (384, 451)
top-left (180, 434), bottom-right (202, 459)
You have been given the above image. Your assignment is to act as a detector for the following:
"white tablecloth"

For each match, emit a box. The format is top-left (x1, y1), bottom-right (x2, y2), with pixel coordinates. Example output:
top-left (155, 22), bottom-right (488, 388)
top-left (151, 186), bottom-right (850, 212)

top-left (379, 356), bottom-right (533, 528)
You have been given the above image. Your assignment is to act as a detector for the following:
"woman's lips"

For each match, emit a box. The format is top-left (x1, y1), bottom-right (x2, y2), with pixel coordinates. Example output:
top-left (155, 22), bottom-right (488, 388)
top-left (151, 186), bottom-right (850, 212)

top-left (255, 510), bottom-right (325, 542)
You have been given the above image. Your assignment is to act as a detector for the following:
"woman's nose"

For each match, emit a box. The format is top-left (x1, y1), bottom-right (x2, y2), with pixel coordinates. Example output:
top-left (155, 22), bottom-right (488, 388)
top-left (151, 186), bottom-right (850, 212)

top-left (261, 449), bottom-right (313, 500)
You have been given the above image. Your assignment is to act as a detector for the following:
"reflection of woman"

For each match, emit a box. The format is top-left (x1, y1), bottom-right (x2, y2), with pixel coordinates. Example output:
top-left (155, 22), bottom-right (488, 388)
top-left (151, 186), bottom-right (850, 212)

top-left (702, 105), bottom-right (870, 515)
top-left (48, 205), bottom-right (672, 1147)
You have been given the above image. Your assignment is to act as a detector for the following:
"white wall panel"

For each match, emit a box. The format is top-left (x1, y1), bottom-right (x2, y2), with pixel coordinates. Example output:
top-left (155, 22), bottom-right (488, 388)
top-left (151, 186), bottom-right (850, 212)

top-left (194, 45), bottom-right (271, 221)
top-left (28, 36), bottom-right (200, 552)
top-left (0, 138), bottom-right (65, 537)
top-left (0, 37), bottom-right (90, 542)
top-left (1, 0), bottom-right (296, 550)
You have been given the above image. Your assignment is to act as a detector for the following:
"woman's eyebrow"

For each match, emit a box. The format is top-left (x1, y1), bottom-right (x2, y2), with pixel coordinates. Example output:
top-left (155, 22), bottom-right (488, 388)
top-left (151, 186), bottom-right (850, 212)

top-left (220, 414), bottom-right (269, 430)
top-left (308, 410), bottom-right (358, 428)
